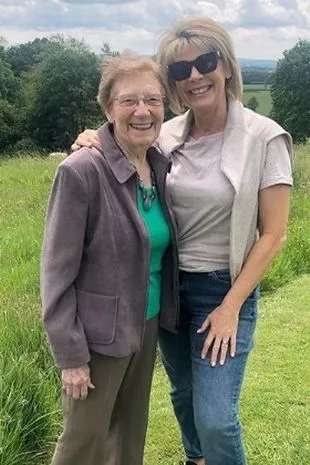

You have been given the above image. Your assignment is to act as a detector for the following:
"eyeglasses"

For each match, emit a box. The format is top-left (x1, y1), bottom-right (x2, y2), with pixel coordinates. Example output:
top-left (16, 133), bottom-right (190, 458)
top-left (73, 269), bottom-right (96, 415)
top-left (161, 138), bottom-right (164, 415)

top-left (112, 94), bottom-right (165, 109)
top-left (168, 50), bottom-right (221, 82)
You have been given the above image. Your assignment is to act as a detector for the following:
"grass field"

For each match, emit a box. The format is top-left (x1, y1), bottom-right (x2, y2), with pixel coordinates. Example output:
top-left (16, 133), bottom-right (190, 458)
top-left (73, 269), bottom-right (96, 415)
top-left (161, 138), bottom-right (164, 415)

top-left (146, 276), bottom-right (310, 465)
top-left (243, 83), bottom-right (272, 116)
top-left (0, 145), bottom-right (310, 465)
top-left (243, 84), bottom-right (269, 91)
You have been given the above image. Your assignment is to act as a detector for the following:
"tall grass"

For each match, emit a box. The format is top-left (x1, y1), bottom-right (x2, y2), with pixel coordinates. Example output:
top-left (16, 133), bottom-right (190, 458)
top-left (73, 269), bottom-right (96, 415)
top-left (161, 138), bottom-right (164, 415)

top-left (0, 157), bottom-right (62, 465)
top-left (0, 146), bottom-right (309, 464)
top-left (262, 143), bottom-right (310, 291)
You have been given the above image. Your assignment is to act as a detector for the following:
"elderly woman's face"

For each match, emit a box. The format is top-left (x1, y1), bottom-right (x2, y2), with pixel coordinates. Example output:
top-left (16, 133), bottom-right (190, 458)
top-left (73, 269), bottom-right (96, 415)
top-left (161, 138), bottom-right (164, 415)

top-left (171, 43), bottom-right (231, 113)
top-left (107, 71), bottom-right (165, 152)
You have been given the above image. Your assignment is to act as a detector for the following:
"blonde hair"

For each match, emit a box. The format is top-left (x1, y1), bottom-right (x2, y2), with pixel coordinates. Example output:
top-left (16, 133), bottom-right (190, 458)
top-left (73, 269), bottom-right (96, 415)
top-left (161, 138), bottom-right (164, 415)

top-left (97, 54), bottom-right (166, 112)
top-left (156, 17), bottom-right (243, 114)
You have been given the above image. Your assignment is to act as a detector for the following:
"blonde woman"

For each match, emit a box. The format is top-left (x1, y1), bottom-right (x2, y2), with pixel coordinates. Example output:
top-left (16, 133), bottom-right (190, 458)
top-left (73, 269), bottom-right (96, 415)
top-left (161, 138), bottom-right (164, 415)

top-left (72, 17), bottom-right (293, 465)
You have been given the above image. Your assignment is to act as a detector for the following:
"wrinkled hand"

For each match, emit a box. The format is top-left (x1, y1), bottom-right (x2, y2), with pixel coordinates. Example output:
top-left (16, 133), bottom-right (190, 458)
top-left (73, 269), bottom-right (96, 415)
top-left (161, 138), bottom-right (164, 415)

top-left (198, 303), bottom-right (240, 367)
top-left (62, 364), bottom-right (95, 400)
top-left (71, 129), bottom-right (101, 152)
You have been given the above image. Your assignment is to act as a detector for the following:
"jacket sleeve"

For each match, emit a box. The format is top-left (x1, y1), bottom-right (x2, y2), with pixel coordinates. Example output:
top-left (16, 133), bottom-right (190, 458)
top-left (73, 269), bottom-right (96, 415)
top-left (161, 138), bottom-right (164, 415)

top-left (40, 163), bottom-right (90, 369)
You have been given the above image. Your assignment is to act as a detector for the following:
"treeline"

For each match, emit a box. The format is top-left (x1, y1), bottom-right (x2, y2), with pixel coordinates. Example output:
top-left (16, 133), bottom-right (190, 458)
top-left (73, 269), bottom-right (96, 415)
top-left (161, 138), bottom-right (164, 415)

top-left (0, 35), bottom-right (271, 155)
top-left (241, 67), bottom-right (272, 85)
top-left (0, 36), bottom-right (118, 154)
top-left (1, 35), bottom-right (309, 153)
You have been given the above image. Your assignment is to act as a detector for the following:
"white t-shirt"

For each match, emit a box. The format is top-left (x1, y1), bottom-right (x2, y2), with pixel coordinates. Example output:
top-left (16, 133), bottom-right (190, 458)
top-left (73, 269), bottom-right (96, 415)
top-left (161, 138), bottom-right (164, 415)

top-left (166, 133), bottom-right (293, 272)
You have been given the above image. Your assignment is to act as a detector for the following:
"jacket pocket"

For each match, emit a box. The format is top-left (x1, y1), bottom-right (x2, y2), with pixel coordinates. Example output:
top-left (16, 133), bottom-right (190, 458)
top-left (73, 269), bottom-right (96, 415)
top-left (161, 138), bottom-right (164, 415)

top-left (76, 289), bottom-right (118, 344)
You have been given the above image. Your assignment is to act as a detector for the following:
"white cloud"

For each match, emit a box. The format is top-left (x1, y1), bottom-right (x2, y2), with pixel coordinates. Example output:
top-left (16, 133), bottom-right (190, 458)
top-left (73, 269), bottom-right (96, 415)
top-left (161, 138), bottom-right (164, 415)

top-left (1, 0), bottom-right (310, 59)
top-left (232, 25), bottom-right (310, 59)
top-left (63, 0), bottom-right (140, 3)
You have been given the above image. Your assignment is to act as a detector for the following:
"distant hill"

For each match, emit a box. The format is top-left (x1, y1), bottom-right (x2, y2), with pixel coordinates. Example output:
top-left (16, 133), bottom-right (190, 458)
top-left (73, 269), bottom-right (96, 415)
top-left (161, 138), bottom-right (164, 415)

top-left (239, 58), bottom-right (277, 69)
top-left (139, 55), bottom-right (278, 69)
top-left (139, 55), bottom-right (278, 70)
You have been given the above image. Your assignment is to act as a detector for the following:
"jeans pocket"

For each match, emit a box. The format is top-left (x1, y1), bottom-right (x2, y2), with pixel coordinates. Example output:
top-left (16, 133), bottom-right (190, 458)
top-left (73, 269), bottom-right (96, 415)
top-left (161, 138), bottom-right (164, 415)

top-left (210, 269), bottom-right (231, 284)
top-left (239, 300), bottom-right (258, 321)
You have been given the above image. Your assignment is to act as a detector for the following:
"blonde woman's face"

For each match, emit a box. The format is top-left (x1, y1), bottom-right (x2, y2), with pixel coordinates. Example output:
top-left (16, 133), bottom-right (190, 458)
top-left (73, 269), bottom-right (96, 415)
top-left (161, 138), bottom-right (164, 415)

top-left (172, 43), bottom-right (231, 113)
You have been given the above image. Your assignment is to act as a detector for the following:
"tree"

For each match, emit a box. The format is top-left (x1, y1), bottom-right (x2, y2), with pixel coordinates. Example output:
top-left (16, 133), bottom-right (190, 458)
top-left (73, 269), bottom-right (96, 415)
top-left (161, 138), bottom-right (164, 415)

top-left (5, 38), bottom-right (64, 75)
top-left (0, 36), bottom-right (7, 59)
top-left (246, 96), bottom-right (259, 112)
top-left (101, 42), bottom-right (120, 58)
top-left (0, 57), bottom-right (22, 103)
top-left (0, 58), bottom-right (24, 152)
top-left (270, 40), bottom-right (310, 143)
top-left (242, 67), bottom-right (271, 85)
top-left (29, 48), bottom-right (102, 150)
top-left (0, 99), bottom-right (22, 151)
top-left (5, 35), bottom-right (89, 76)
top-left (0, 37), bottom-right (119, 154)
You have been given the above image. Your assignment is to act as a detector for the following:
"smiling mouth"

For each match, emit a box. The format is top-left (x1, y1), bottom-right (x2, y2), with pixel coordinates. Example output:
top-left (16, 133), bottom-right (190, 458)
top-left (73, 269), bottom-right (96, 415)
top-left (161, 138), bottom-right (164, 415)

top-left (189, 85), bottom-right (212, 95)
top-left (130, 123), bottom-right (153, 130)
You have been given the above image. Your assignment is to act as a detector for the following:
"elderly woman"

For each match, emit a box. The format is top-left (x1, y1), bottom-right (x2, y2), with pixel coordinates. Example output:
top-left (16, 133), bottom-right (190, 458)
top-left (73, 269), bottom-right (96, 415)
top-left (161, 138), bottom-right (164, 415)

top-left (40, 56), bottom-right (178, 465)
top-left (72, 17), bottom-right (293, 465)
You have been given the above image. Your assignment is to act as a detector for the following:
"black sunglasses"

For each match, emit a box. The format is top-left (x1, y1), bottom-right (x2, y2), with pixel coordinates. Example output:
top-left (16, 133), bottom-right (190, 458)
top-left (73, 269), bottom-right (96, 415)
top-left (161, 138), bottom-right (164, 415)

top-left (168, 50), bottom-right (221, 82)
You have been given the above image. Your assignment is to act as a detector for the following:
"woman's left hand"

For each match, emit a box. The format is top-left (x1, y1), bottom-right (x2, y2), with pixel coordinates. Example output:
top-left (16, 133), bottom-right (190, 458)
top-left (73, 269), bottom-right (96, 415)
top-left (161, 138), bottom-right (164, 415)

top-left (61, 364), bottom-right (95, 400)
top-left (197, 302), bottom-right (240, 367)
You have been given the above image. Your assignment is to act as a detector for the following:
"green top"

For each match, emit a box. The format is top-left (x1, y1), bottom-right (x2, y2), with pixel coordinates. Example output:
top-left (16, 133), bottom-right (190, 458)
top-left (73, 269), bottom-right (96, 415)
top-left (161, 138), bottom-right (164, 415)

top-left (137, 186), bottom-right (171, 320)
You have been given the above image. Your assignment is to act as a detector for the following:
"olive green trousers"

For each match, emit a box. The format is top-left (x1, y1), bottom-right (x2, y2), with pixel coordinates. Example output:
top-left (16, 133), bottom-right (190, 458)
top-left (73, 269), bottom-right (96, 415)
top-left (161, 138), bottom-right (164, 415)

top-left (51, 317), bottom-right (158, 465)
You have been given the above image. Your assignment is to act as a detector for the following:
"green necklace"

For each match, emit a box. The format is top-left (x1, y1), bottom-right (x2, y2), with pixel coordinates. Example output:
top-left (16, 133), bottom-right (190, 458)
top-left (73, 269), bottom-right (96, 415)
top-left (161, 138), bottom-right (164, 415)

top-left (137, 170), bottom-right (157, 211)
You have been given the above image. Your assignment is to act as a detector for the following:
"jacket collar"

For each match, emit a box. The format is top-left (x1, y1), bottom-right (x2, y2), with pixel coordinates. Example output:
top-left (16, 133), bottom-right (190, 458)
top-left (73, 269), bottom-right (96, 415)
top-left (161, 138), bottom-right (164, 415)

top-left (98, 122), bottom-right (169, 184)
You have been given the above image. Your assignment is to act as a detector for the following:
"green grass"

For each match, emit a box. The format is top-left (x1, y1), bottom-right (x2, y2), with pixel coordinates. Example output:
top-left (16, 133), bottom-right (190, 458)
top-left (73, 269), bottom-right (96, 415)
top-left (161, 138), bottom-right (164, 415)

top-left (261, 143), bottom-right (310, 292)
top-left (243, 85), bottom-right (272, 116)
top-left (0, 156), bottom-right (62, 465)
top-left (146, 276), bottom-right (310, 465)
top-left (243, 84), bottom-right (270, 91)
top-left (0, 148), bottom-right (310, 465)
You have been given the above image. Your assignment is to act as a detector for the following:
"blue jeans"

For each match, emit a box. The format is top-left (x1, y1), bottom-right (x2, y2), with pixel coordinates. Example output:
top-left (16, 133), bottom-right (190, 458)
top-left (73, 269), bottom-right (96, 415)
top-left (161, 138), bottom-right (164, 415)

top-left (158, 270), bottom-right (259, 465)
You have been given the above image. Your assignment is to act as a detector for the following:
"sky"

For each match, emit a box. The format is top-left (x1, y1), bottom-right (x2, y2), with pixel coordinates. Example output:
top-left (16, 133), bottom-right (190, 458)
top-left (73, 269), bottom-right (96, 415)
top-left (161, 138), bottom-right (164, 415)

top-left (1, 0), bottom-right (310, 60)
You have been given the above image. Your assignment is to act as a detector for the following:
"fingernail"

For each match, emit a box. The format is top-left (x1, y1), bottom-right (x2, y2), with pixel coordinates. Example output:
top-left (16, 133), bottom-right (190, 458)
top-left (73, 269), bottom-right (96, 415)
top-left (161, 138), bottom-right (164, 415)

top-left (220, 360), bottom-right (224, 365)
top-left (211, 361), bottom-right (216, 367)
top-left (197, 329), bottom-right (202, 333)
top-left (231, 352), bottom-right (235, 357)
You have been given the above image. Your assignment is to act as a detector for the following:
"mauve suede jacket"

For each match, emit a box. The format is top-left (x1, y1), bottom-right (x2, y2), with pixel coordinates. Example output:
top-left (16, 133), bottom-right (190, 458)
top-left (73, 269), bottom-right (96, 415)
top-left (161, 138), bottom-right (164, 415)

top-left (41, 123), bottom-right (179, 369)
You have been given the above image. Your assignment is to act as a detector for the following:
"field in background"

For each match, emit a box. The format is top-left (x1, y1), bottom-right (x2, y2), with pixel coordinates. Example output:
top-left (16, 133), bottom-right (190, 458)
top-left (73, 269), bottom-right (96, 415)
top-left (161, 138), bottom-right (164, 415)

top-left (243, 83), bottom-right (272, 116)
top-left (0, 144), bottom-right (310, 465)
top-left (243, 84), bottom-right (268, 90)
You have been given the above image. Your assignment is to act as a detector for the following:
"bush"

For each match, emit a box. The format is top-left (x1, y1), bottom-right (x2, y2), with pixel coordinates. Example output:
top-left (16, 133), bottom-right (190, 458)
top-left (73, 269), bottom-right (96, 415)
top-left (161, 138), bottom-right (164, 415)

top-left (12, 137), bottom-right (42, 154)
top-left (246, 96), bottom-right (259, 112)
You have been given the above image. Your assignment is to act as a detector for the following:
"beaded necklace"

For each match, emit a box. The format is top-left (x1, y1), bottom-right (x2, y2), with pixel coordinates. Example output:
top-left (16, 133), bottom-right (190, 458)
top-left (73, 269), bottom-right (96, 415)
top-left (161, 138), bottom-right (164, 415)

top-left (136, 170), bottom-right (157, 211)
